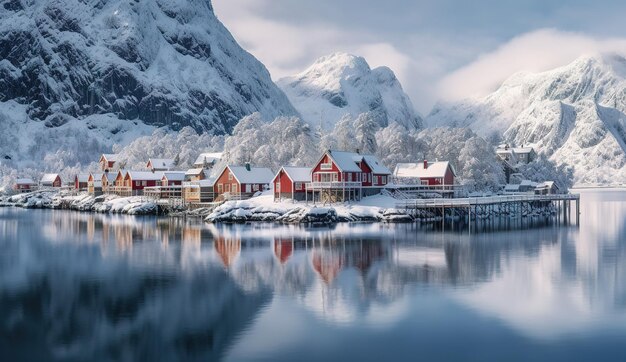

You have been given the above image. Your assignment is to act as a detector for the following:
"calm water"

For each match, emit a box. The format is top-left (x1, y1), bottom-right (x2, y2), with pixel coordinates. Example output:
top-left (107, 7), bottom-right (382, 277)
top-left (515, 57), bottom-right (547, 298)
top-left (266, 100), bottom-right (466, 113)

top-left (1, 190), bottom-right (625, 361)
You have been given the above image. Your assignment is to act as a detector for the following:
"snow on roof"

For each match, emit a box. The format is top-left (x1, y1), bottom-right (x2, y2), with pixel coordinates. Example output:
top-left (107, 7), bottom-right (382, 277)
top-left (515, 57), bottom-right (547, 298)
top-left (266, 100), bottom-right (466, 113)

top-left (185, 177), bottom-right (217, 187)
top-left (393, 161), bottom-right (455, 179)
top-left (512, 147), bottom-right (534, 154)
top-left (76, 174), bottom-right (90, 183)
top-left (504, 184), bottom-right (520, 191)
top-left (148, 158), bottom-right (175, 169)
top-left (326, 150), bottom-right (363, 172)
top-left (126, 171), bottom-right (165, 181)
top-left (162, 171), bottom-right (186, 181)
top-left (536, 181), bottom-right (557, 189)
top-left (520, 179), bottom-right (538, 187)
top-left (16, 178), bottom-right (36, 185)
top-left (90, 172), bottom-right (103, 180)
top-left (361, 155), bottom-right (391, 175)
top-left (228, 165), bottom-right (274, 184)
top-left (103, 172), bottom-right (117, 182)
top-left (193, 152), bottom-right (222, 166)
top-left (102, 154), bottom-right (118, 162)
top-left (278, 166), bottom-right (311, 182)
top-left (41, 174), bottom-right (60, 183)
top-left (186, 168), bottom-right (204, 175)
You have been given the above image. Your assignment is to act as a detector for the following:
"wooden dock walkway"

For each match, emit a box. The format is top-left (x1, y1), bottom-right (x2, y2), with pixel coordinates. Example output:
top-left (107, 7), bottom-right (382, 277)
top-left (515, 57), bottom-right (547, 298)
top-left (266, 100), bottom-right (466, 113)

top-left (397, 194), bottom-right (581, 225)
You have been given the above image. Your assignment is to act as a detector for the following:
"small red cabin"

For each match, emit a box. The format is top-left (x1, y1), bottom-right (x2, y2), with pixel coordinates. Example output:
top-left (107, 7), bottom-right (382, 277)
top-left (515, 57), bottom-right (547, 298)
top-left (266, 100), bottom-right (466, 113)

top-left (14, 178), bottom-right (37, 193)
top-left (74, 174), bottom-right (89, 190)
top-left (273, 166), bottom-right (310, 201)
top-left (40, 174), bottom-right (62, 188)
top-left (99, 154), bottom-right (118, 172)
top-left (124, 171), bottom-right (164, 192)
top-left (161, 172), bottom-right (186, 186)
top-left (214, 164), bottom-right (273, 200)
top-left (393, 160), bottom-right (456, 186)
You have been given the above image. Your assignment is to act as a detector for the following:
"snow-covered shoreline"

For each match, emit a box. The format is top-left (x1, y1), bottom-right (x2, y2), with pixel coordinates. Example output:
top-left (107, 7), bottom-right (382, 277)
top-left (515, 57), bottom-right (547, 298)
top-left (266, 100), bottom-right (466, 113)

top-left (204, 194), bottom-right (413, 224)
top-left (1, 191), bottom-right (159, 215)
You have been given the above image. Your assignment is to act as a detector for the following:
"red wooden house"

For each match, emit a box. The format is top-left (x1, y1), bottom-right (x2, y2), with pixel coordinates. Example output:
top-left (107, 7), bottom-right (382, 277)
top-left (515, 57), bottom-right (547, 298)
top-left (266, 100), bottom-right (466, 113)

top-left (74, 174), bottom-right (89, 190)
top-left (273, 166), bottom-right (310, 201)
top-left (214, 164), bottom-right (273, 200)
top-left (161, 171), bottom-right (186, 186)
top-left (14, 178), bottom-right (37, 193)
top-left (393, 160), bottom-right (456, 186)
top-left (309, 150), bottom-right (391, 202)
top-left (99, 154), bottom-right (118, 172)
top-left (40, 174), bottom-right (62, 188)
top-left (123, 171), bottom-right (164, 195)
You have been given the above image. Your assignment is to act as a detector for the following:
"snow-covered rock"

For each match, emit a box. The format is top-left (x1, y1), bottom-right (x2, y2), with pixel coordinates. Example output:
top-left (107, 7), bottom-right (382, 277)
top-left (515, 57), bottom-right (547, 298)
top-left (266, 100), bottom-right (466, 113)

top-left (0, 0), bottom-right (297, 170)
top-left (427, 53), bottom-right (626, 184)
top-left (278, 53), bottom-right (422, 131)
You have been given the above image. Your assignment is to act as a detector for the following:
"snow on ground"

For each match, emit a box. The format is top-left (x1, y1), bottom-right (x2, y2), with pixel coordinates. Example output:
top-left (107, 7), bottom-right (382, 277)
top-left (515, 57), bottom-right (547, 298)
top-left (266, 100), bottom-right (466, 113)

top-left (2, 191), bottom-right (158, 215)
top-left (205, 192), bottom-right (412, 224)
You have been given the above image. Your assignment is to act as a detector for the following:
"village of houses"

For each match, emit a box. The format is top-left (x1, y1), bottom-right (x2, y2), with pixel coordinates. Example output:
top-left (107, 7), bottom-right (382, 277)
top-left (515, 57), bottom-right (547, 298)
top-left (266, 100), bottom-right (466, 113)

top-left (5, 144), bottom-right (565, 223)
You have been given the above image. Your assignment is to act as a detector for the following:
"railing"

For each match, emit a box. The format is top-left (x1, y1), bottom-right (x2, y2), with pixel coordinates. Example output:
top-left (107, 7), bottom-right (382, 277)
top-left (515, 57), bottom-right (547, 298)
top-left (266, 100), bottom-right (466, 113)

top-left (106, 186), bottom-right (133, 197)
top-left (144, 186), bottom-right (183, 200)
top-left (306, 181), bottom-right (362, 189)
top-left (397, 193), bottom-right (580, 209)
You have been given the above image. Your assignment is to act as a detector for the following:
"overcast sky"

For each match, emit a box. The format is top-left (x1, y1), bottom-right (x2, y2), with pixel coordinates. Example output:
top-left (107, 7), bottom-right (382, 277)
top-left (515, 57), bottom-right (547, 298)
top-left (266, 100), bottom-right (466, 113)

top-left (213, 0), bottom-right (626, 113)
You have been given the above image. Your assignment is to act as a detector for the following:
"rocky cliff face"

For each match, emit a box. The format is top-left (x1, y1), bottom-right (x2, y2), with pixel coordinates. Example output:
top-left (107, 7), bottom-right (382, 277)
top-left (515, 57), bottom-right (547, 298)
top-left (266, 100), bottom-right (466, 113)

top-left (427, 54), bottom-right (626, 184)
top-left (0, 0), bottom-right (297, 134)
top-left (278, 53), bottom-right (422, 131)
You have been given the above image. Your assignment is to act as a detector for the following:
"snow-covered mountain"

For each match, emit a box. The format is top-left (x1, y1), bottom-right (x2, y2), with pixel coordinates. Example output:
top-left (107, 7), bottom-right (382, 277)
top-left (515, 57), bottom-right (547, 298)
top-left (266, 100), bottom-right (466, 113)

top-left (277, 53), bottom-right (422, 131)
top-left (0, 0), bottom-right (297, 130)
top-left (427, 54), bottom-right (626, 184)
top-left (0, 0), bottom-right (298, 174)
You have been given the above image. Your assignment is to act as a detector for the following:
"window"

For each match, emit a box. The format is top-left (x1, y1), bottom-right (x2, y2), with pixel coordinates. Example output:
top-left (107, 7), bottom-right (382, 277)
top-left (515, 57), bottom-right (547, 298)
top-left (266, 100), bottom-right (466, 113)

top-left (225, 184), bottom-right (230, 192)
top-left (295, 182), bottom-right (302, 190)
top-left (253, 184), bottom-right (259, 191)
top-left (228, 172), bottom-right (233, 181)
top-left (421, 179), bottom-right (429, 185)
top-left (373, 176), bottom-right (378, 185)
top-left (382, 176), bottom-right (387, 184)
top-left (232, 183), bottom-right (237, 192)
top-left (368, 173), bottom-right (372, 183)
top-left (218, 184), bottom-right (223, 193)
top-left (347, 173), bottom-right (352, 182)
top-left (356, 173), bottom-right (361, 182)
top-left (142, 181), bottom-right (147, 186)
top-left (276, 182), bottom-right (281, 192)
top-left (321, 163), bottom-right (332, 170)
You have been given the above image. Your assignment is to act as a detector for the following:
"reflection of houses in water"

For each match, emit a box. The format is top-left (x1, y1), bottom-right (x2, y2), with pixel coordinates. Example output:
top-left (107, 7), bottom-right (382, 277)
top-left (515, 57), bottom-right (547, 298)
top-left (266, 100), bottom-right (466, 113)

top-left (215, 237), bottom-right (241, 268)
top-left (312, 250), bottom-right (344, 284)
top-left (273, 238), bottom-right (294, 264)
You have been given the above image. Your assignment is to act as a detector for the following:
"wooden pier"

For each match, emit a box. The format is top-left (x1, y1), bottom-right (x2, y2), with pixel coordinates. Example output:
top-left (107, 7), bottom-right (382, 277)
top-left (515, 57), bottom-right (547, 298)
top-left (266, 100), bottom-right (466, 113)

top-left (397, 194), bottom-right (581, 225)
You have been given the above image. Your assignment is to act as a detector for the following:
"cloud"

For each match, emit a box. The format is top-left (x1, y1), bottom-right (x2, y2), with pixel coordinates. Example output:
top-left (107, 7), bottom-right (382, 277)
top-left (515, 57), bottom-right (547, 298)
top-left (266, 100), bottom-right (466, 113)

top-left (437, 29), bottom-right (626, 101)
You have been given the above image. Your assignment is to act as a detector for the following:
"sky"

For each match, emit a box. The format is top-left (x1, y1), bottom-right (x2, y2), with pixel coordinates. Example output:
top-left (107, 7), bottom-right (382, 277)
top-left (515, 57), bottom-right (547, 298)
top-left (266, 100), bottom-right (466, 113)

top-left (212, 0), bottom-right (626, 114)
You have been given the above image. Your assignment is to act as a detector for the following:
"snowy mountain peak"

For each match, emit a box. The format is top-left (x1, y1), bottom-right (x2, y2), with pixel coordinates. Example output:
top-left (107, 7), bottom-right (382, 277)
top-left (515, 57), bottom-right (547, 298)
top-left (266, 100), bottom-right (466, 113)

top-left (427, 53), bottom-right (626, 184)
top-left (278, 52), bottom-right (422, 131)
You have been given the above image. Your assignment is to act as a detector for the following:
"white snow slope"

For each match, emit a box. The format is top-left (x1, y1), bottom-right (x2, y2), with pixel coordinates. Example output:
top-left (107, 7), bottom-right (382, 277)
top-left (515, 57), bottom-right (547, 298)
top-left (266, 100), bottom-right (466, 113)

top-left (0, 0), bottom-right (297, 133)
top-left (427, 54), bottom-right (626, 184)
top-left (277, 53), bottom-right (423, 131)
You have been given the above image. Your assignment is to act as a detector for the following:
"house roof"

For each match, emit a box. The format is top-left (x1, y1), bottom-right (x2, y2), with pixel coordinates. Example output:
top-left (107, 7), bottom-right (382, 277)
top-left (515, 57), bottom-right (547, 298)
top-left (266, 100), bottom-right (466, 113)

top-left (185, 177), bottom-right (217, 187)
top-left (103, 172), bottom-right (117, 182)
top-left (186, 168), bottom-right (204, 175)
top-left (41, 174), bottom-right (60, 183)
top-left (148, 158), bottom-right (175, 169)
top-left (76, 174), bottom-right (90, 183)
top-left (360, 155), bottom-right (391, 175)
top-left (126, 171), bottom-right (165, 181)
top-left (519, 179), bottom-right (538, 187)
top-left (101, 154), bottom-right (118, 162)
top-left (162, 171), bottom-right (186, 182)
top-left (512, 147), bottom-right (534, 154)
top-left (16, 178), bottom-right (36, 185)
top-left (393, 161), bottom-right (456, 179)
top-left (193, 152), bottom-right (222, 166)
top-left (326, 150), bottom-right (363, 172)
top-left (277, 166), bottom-right (311, 183)
top-left (536, 181), bottom-right (557, 189)
top-left (226, 165), bottom-right (274, 184)
top-left (89, 173), bottom-right (103, 180)
top-left (504, 184), bottom-right (520, 191)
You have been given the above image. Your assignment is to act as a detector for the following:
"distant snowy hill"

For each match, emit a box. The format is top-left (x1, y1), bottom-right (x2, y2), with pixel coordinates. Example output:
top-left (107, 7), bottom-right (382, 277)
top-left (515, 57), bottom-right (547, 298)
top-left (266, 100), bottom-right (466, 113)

top-left (427, 54), bottom-right (626, 184)
top-left (277, 53), bottom-right (422, 131)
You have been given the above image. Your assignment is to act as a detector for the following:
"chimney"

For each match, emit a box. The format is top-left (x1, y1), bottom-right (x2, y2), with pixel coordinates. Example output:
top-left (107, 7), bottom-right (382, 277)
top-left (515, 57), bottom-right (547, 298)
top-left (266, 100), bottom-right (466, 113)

top-left (245, 162), bottom-right (251, 171)
top-left (423, 160), bottom-right (428, 169)
top-left (356, 148), bottom-right (360, 154)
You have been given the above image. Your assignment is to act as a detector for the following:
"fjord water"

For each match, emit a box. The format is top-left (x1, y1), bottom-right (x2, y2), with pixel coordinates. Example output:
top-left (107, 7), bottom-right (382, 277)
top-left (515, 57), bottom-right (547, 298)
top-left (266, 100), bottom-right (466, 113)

top-left (0, 190), bottom-right (625, 361)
